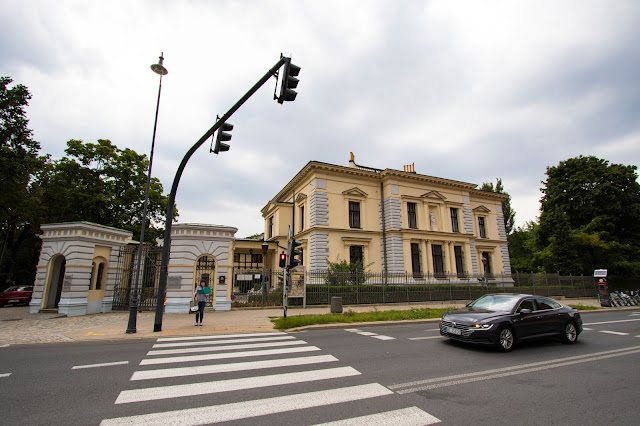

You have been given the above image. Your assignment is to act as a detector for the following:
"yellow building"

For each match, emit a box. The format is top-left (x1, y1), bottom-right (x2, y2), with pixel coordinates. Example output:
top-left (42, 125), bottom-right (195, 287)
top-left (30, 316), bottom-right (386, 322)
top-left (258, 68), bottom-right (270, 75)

top-left (262, 154), bottom-right (512, 281)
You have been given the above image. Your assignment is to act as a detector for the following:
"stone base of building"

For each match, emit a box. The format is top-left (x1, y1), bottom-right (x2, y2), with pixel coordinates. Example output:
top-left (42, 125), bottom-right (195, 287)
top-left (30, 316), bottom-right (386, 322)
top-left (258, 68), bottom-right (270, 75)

top-left (29, 299), bottom-right (42, 314)
top-left (165, 297), bottom-right (191, 314)
top-left (215, 299), bottom-right (232, 311)
top-left (58, 298), bottom-right (88, 317)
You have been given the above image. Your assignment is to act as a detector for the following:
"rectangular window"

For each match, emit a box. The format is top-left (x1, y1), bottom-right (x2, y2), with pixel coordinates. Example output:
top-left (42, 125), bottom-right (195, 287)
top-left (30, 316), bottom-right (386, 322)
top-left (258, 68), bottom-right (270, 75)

top-left (349, 245), bottom-right (363, 264)
top-left (300, 206), bottom-right (305, 231)
top-left (268, 216), bottom-right (274, 238)
top-left (450, 208), bottom-right (459, 233)
top-left (478, 216), bottom-right (486, 238)
top-left (411, 243), bottom-right (422, 278)
top-left (432, 244), bottom-right (445, 277)
top-left (407, 202), bottom-right (418, 229)
top-left (251, 254), bottom-right (263, 264)
top-left (481, 252), bottom-right (492, 276)
top-left (349, 201), bottom-right (361, 228)
top-left (454, 246), bottom-right (465, 277)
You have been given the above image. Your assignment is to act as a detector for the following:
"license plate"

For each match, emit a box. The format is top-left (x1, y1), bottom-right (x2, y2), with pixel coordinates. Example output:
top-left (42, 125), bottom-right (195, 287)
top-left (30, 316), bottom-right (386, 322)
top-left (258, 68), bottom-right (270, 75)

top-left (8, 300), bottom-right (19, 303)
top-left (445, 326), bottom-right (462, 335)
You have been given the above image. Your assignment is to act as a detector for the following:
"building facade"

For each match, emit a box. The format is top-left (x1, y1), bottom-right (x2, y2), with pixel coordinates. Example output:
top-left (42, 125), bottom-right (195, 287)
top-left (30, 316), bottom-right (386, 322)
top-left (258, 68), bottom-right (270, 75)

top-left (261, 154), bottom-right (512, 280)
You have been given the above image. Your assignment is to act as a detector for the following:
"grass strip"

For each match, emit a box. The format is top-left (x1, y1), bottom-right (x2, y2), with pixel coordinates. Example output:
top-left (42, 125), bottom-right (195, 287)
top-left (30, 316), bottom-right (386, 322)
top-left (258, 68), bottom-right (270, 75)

top-left (272, 304), bottom-right (602, 330)
top-left (271, 307), bottom-right (455, 330)
top-left (568, 304), bottom-right (601, 311)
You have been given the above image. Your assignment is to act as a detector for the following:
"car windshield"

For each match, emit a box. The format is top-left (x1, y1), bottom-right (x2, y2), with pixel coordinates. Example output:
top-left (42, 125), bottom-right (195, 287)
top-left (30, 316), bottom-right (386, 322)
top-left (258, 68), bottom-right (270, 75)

top-left (468, 295), bottom-right (520, 312)
top-left (4, 286), bottom-right (22, 292)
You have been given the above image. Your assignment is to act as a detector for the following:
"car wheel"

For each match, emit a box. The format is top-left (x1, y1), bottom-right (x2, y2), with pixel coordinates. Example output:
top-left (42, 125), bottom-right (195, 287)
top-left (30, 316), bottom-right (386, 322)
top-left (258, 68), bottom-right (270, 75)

top-left (562, 322), bottom-right (579, 344)
top-left (497, 326), bottom-right (515, 352)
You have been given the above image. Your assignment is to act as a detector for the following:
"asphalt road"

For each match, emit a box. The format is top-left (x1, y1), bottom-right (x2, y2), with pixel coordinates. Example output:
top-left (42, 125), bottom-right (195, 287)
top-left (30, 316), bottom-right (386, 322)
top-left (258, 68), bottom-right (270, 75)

top-left (1, 309), bottom-right (638, 425)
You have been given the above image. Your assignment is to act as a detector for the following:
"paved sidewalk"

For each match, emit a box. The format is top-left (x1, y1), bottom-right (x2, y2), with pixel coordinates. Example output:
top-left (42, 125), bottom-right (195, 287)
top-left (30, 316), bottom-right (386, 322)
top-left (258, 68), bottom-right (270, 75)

top-left (0, 297), bottom-right (608, 346)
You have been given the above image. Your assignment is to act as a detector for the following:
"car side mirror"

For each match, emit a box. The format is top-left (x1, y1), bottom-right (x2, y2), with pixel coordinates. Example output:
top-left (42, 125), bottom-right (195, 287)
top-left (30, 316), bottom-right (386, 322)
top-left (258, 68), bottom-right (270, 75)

top-left (519, 309), bottom-right (533, 315)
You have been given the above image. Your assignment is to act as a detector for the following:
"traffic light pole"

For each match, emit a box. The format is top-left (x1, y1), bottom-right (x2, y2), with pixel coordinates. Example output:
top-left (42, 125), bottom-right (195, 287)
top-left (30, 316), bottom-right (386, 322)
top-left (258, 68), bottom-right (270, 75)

top-left (153, 56), bottom-right (288, 332)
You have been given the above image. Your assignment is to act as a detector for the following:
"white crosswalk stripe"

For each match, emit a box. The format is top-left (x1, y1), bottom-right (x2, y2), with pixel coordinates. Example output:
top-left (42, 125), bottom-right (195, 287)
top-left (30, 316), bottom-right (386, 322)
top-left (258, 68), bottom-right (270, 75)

top-left (131, 354), bottom-right (339, 381)
top-left (102, 383), bottom-right (394, 425)
top-left (116, 366), bottom-right (361, 404)
top-left (152, 334), bottom-right (296, 348)
top-left (140, 345), bottom-right (321, 365)
top-left (101, 332), bottom-right (440, 425)
top-left (146, 339), bottom-right (307, 356)
top-left (313, 406), bottom-right (441, 425)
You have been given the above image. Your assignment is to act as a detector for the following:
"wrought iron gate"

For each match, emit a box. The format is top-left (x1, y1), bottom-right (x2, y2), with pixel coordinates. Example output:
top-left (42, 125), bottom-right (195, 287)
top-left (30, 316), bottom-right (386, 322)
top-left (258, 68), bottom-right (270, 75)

top-left (112, 245), bottom-right (162, 311)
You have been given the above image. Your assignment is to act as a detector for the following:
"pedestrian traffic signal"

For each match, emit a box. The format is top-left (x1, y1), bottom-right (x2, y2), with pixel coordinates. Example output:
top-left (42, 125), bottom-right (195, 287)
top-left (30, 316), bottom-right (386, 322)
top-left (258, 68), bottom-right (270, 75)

top-left (277, 57), bottom-right (301, 104)
top-left (288, 239), bottom-right (302, 269)
top-left (279, 251), bottom-right (287, 268)
top-left (212, 116), bottom-right (233, 154)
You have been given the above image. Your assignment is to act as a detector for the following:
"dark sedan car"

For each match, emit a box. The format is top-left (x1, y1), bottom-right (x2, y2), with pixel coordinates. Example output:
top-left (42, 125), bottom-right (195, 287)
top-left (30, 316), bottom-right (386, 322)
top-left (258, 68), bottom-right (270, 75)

top-left (440, 294), bottom-right (582, 351)
top-left (0, 285), bottom-right (34, 307)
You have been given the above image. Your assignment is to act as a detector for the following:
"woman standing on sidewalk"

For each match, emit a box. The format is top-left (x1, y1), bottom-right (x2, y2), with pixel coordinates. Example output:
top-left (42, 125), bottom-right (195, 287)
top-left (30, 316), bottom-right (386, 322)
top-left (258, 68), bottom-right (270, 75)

top-left (193, 279), bottom-right (210, 326)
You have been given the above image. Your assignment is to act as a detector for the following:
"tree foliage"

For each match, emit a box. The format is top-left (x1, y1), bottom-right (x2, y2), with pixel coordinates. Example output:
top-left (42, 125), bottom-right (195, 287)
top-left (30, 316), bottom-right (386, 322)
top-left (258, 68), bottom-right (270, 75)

top-left (539, 156), bottom-right (640, 247)
top-left (480, 178), bottom-right (515, 235)
top-left (0, 77), bottom-right (46, 289)
top-left (39, 139), bottom-right (176, 244)
top-left (530, 156), bottom-right (640, 275)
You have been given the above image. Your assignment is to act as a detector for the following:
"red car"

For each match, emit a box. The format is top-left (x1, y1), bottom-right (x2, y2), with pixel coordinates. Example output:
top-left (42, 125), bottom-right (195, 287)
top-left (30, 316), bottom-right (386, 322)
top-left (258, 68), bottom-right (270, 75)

top-left (0, 286), bottom-right (34, 307)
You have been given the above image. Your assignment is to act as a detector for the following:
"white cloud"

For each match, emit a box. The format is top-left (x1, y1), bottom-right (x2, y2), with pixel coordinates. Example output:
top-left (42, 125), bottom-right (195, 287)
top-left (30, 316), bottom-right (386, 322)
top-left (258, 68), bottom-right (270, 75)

top-left (2, 0), bottom-right (639, 238)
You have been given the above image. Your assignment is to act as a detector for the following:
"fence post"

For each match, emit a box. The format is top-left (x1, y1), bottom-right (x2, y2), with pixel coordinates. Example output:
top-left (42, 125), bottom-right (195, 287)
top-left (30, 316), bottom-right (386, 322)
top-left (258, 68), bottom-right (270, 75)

top-left (356, 270), bottom-right (359, 305)
top-left (327, 276), bottom-right (330, 306)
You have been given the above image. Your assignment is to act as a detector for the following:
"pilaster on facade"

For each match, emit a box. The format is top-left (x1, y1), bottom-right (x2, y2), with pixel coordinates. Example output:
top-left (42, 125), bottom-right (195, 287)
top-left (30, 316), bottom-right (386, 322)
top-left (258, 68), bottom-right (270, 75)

top-left (500, 243), bottom-right (512, 276)
top-left (463, 206), bottom-right (475, 235)
top-left (385, 233), bottom-right (405, 273)
top-left (382, 197), bottom-right (402, 230)
top-left (309, 231), bottom-right (329, 270)
top-left (309, 191), bottom-right (329, 227)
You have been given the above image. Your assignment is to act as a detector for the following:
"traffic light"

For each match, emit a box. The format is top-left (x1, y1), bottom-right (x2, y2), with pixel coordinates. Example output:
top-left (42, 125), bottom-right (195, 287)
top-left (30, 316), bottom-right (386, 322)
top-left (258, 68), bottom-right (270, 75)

top-left (212, 115), bottom-right (233, 154)
top-left (288, 239), bottom-right (302, 269)
top-left (277, 57), bottom-right (301, 104)
top-left (279, 251), bottom-right (287, 268)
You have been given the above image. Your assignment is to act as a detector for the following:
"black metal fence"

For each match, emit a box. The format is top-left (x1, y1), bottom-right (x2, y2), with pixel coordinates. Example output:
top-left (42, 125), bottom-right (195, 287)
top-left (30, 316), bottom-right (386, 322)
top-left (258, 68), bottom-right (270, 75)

top-left (111, 245), bottom-right (162, 311)
top-left (304, 271), bottom-right (598, 306)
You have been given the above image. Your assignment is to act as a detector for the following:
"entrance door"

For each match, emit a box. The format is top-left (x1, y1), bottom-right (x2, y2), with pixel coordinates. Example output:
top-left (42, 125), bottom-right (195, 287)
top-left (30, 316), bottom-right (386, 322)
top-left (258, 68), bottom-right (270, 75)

top-left (46, 256), bottom-right (66, 309)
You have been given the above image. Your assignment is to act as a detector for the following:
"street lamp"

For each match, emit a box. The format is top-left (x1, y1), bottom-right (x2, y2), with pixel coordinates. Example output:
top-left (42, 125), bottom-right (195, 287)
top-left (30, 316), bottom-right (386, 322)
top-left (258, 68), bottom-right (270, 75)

top-left (126, 53), bottom-right (168, 334)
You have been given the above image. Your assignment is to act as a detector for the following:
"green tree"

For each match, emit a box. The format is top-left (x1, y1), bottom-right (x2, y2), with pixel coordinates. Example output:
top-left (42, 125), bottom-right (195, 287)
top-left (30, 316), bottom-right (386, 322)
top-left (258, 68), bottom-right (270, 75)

top-left (326, 257), bottom-right (370, 286)
top-left (0, 77), bottom-right (46, 288)
top-left (507, 221), bottom-right (539, 272)
top-left (538, 156), bottom-right (640, 275)
top-left (39, 139), bottom-right (176, 244)
top-left (480, 178), bottom-right (515, 235)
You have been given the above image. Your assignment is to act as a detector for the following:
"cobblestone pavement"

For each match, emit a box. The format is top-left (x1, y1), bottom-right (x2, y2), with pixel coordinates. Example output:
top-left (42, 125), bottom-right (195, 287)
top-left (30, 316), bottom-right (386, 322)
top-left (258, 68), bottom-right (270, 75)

top-left (0, 307), bottom-right (131, 345)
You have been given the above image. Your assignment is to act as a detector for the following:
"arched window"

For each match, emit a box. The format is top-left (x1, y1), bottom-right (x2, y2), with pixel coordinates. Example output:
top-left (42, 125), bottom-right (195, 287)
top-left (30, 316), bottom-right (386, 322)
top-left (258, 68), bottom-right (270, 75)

top-left (96, 263), bottom-right (105, 290)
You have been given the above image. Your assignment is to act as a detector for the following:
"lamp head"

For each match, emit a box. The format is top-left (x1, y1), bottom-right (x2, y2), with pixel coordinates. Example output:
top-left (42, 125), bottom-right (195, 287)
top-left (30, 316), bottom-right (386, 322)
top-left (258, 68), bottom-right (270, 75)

top-left (151, 52), bottom-right (168, 76)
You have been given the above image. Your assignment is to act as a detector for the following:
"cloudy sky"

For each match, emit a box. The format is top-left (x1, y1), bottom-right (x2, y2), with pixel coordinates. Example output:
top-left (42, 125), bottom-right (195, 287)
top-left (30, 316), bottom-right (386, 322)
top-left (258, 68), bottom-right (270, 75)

top-left (2, 0), bottom-right (639, 238)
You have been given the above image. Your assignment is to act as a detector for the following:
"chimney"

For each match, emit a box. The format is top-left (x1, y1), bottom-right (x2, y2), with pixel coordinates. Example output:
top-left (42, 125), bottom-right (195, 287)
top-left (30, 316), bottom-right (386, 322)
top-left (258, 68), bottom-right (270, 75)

top-left (403, 163), bottom-right (416, 173)
top-left (349, 152), bottom-right (357, 168)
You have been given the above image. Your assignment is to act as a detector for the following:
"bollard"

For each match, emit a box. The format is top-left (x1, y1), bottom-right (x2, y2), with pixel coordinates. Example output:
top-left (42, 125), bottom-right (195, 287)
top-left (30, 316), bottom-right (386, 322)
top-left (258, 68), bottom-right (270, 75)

top-left (331, 296), bottom-right (343, 314)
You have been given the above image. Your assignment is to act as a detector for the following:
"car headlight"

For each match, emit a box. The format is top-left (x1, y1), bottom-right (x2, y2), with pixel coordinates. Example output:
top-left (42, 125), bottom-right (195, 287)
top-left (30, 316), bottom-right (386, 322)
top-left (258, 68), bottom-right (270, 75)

top-left (472, 324), bottom-right (494, 330)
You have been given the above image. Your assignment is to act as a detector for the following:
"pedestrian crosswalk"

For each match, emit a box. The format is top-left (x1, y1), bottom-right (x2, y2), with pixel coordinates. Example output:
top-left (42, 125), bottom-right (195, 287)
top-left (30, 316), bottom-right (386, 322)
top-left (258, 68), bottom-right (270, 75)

top-left (100, 332), bottom-right (440, 425)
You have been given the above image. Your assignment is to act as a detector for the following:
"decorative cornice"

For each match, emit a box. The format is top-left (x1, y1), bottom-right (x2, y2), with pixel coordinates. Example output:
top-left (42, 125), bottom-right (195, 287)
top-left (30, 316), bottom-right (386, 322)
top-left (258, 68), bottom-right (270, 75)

top-left (420, 190), bottom-right (447, 200)
top-left (473, 205), bottom-right (492, 213)
top-left (342, 187), bottom-right (368, 197)
top-left (470, 189), bottom-right (509, 200)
